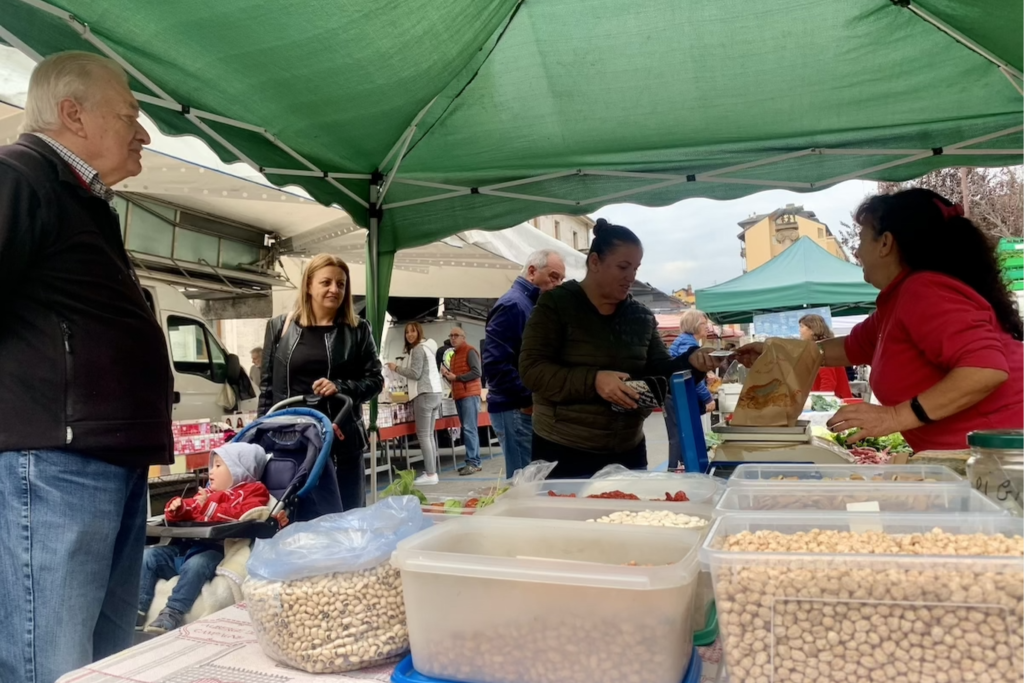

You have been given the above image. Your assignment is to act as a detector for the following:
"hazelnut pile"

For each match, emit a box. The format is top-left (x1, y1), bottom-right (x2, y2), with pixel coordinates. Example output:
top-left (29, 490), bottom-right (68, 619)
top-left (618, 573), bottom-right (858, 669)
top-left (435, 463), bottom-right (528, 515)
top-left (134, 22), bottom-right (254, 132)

top-left (715, 529), bottom-right (1024, 683)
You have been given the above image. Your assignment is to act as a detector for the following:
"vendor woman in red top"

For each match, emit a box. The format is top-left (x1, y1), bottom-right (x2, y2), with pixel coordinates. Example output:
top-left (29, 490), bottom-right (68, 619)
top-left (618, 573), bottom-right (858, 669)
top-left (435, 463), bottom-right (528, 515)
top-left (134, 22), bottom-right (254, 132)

top-left (799, 314), bottom-right (852, 399)
top-left (737, 188), bottom-right (1023, 452)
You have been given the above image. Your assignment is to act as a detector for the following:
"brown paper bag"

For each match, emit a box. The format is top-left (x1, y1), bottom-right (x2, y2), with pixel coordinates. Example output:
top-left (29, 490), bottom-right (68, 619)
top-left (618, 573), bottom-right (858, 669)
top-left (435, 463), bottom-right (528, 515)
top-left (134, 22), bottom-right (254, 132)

top-left (732, 338), bottom-right (822, 427)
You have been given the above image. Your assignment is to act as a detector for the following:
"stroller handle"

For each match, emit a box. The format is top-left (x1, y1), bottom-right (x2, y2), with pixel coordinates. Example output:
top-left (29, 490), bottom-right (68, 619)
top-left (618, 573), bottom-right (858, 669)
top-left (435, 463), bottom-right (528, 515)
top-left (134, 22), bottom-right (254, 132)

top-left (267, 393), bottom-right (354, 427)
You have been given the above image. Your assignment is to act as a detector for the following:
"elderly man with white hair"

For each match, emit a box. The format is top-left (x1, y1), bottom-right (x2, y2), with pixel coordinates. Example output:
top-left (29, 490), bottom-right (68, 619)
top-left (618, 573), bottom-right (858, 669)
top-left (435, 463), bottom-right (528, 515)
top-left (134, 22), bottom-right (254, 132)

top-left (0, 52), bottom-right (172, 681)
top-left (663, 309), bottom-right (716, 468)
top-left (483, 249), bottom-right (566, 478)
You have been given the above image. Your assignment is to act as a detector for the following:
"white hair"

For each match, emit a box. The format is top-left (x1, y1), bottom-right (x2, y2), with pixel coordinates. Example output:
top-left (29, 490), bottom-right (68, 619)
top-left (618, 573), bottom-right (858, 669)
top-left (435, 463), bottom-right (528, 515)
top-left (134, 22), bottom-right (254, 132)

top-left (678, 308), bottom-right (707, 335)
top-left (522, 249), bottom-right (559, 275)
top-left (23, 51), bottom-right (128, 134)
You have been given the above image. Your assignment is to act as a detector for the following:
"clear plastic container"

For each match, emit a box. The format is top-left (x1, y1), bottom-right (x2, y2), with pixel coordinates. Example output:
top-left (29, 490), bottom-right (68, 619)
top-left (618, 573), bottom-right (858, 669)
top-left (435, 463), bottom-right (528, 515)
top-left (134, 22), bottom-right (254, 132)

top-left (505, 473), bottom-right (725, 504)
top-left (420, 496), bottom-right (484, 523)
top-left (477, 498), bottom-right (716, 634)
top-left (715, 482), bottom-right (1006, 514)
top-left (967, 429), bottom-right (1024, 516)
top-left (700, 513), bottom-right (1024, 683)
top-left (476, 497), bottom-right (716, 525)
top-left (727, 463), bottom-right (965, 486)
top-left (391, 516), bottom-right (702, 683)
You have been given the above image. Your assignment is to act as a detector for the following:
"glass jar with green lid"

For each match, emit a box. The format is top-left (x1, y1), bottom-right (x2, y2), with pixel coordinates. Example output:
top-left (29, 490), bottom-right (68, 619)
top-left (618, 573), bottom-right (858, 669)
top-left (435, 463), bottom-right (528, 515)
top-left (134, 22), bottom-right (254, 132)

top-left (967, 430), bottom-right (1023, 516)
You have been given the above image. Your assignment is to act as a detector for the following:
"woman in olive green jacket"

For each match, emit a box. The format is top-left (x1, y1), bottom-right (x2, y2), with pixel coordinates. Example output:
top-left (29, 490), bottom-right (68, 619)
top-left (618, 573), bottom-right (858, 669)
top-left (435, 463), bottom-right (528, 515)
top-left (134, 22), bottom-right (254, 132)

top-left (519, 219), bottom-right (716, 478)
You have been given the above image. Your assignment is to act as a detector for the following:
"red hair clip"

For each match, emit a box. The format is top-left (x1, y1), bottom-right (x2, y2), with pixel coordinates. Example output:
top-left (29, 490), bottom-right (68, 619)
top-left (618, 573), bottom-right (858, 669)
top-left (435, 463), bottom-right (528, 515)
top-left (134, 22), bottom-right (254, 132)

top-left (933, 199), bottom-right (965, 220)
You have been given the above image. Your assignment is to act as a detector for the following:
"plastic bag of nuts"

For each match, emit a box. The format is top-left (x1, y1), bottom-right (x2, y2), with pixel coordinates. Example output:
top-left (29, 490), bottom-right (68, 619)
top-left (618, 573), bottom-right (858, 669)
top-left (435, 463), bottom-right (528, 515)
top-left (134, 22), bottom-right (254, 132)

top-left (703, 515), bottom-right (1024, 683)
top-left (243, 497), bottom-right (429, 673)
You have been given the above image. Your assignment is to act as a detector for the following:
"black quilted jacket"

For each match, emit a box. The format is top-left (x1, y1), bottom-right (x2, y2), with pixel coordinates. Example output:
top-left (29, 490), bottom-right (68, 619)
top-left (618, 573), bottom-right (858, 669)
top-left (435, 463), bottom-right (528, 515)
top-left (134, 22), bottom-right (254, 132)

top-left (520, 281), bottom-right (701, 452)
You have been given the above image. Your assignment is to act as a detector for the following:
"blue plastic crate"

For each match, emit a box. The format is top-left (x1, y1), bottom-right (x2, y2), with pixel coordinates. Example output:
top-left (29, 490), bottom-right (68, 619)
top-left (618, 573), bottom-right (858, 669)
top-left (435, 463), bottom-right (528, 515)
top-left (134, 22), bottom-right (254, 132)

top-left (392, 646), bottom-right (703, 683)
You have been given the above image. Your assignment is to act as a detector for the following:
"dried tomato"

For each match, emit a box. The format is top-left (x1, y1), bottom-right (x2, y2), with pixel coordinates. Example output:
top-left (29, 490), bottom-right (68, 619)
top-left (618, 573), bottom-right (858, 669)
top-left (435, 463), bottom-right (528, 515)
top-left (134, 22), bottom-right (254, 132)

top-left (547, 490), bottom-right (576, 497)
top-left (664, 491), bottom-right (690, 502)
top-left (465, 498), bottom-right (480, 508)
top-left (586, 490), bottom-right (640, 500)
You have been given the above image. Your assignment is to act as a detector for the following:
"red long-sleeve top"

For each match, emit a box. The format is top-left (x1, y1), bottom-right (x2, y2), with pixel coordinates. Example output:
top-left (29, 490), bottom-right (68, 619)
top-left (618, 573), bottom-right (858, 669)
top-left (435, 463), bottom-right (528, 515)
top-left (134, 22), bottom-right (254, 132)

top-left (845, 270), bottom-right (1023, 452)
top-left (812, 366), bottom-right (853, 399)
top-left (165, 482), bottom-right (270, 523)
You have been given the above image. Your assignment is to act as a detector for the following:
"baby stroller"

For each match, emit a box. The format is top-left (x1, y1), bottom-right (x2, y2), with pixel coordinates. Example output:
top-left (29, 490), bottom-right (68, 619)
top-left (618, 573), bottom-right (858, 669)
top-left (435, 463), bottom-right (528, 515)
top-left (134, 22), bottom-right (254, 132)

top-left (142, 394), bottom-right (351, 628)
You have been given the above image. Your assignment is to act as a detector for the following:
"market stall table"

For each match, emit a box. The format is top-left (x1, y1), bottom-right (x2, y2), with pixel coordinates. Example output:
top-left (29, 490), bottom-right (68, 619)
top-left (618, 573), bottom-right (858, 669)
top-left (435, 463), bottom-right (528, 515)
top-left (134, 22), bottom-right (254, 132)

top-left (377, 412), bottom-right (495, 473)
top-left (57, 603), bottom-right (723, 683)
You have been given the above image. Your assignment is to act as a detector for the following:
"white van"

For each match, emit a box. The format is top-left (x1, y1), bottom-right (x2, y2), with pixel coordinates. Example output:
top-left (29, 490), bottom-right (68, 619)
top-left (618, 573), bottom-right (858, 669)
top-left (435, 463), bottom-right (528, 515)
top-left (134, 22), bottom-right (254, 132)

top-left (139, 277), bottom-right (258, 421)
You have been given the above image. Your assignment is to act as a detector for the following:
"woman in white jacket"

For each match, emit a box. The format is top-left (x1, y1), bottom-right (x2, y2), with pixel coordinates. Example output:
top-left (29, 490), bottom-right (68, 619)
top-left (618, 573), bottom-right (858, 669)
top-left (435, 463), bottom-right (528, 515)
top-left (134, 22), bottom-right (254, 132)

top-left (387, 323), bottom-right (443, 485)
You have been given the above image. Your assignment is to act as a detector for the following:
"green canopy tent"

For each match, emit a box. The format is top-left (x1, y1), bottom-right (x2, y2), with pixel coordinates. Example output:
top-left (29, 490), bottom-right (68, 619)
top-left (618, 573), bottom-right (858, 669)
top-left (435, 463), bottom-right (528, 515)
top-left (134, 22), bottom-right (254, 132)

top-left (1, 0), bottom-right (1021, 480)
top-left (695, 237), bottom-right (879, 324)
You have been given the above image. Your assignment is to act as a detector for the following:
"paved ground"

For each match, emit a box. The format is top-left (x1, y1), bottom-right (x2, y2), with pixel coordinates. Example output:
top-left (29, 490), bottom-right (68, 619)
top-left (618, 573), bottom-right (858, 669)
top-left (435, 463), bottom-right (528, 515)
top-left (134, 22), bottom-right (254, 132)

top-left (370, 412), bottom-right (670, 501)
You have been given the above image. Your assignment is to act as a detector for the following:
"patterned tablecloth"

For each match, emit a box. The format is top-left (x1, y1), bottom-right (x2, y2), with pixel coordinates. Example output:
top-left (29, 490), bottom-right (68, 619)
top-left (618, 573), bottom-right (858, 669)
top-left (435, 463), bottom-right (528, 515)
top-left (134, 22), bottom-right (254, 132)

top-left (58, 603), bottom-right (723, 683)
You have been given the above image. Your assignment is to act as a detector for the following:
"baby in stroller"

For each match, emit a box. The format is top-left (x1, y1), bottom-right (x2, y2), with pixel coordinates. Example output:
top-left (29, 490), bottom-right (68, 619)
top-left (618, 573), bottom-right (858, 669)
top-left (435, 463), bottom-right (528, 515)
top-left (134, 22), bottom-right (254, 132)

top-left (139, 443), bottom-right (270, 634)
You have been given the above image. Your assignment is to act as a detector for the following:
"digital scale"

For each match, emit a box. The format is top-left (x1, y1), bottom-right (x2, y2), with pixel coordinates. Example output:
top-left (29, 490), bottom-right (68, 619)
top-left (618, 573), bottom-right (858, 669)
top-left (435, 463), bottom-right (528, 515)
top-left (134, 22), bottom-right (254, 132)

top-left (670, 374), bottom-right (853, 478)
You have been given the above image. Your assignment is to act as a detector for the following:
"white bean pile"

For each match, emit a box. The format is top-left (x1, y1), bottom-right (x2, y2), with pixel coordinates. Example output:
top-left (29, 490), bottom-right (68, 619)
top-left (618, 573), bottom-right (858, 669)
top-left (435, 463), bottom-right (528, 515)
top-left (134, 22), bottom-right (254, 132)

top-left (586, 509), bottom-right (708, 528)
top-left (243, 563), bottom-right (408, 673)
top-left (716, 529), bottom-right (1024, 683)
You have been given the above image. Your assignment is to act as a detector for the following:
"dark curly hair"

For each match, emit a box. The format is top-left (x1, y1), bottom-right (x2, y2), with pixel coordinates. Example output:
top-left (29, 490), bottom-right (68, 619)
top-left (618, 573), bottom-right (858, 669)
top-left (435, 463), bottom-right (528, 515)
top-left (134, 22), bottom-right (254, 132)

top-left (855, 188), bottom-right (1023, 341)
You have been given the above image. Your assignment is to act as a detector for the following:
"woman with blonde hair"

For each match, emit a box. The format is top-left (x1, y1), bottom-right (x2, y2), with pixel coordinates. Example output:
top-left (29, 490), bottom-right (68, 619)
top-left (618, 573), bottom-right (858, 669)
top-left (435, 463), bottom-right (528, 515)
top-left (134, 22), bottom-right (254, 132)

top-left (258, 254), bottom-right (384, 512)
top-left (387, 323), bottom-right (443, 485)
top-left (799, 314), bottom-right (852, 399)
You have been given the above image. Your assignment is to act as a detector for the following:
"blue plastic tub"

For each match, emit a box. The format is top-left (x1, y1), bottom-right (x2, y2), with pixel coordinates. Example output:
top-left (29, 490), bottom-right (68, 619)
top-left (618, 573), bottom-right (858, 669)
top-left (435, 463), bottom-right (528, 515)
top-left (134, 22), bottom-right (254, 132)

top-left (391, 646), bottom-right (703, 683)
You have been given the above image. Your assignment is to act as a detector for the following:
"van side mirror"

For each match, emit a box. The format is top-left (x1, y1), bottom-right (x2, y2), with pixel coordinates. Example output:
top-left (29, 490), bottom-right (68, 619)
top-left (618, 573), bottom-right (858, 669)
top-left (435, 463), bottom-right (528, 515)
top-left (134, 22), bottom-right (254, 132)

top-left (225, 354), bottom-right (242, 383)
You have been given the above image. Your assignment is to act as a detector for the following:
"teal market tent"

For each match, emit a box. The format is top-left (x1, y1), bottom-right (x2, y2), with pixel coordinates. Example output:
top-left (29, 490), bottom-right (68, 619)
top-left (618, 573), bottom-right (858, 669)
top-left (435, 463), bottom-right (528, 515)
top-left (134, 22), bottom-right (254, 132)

top-left (695, 237), bottom-right (880, 324)
top-left (0, 0), bottom-right (1020, 428)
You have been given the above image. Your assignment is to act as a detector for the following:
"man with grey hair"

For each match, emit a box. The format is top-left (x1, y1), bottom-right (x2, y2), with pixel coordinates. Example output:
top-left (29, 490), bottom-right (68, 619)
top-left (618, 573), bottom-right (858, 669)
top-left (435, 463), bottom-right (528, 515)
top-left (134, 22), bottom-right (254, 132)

top-left (483, 249), bottom-right (566, 477)
top-left (0, 52), bottom-right (172, 681)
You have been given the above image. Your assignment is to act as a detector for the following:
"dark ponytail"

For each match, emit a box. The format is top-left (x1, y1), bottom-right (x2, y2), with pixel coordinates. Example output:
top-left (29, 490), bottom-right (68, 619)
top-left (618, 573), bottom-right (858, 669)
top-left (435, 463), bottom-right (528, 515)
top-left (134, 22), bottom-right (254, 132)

top-left (589, 218), bottom-right (642, 260)
top-left (855, 188), bottom-right (1023, 341)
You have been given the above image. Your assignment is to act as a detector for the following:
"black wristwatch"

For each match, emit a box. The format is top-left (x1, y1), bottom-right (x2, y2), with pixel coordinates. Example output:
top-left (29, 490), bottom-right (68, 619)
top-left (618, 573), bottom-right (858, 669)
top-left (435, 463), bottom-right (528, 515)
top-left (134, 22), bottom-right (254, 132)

top-left (910, 396), bottom-right (934, 424)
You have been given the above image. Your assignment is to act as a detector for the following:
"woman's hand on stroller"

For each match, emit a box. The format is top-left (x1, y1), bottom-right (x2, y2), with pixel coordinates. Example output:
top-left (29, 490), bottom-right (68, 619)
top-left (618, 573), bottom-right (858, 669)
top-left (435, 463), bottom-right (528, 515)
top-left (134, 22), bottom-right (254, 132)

top-left (312, 378), bottom-right (339, 398)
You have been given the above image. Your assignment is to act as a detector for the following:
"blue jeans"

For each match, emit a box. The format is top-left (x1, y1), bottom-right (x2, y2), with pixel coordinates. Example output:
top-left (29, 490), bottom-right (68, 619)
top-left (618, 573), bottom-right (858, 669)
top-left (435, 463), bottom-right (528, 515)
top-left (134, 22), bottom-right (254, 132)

top-left (138, 544), bottom-right (224, 615)
top-left (0, 450), bottom-right (148, 683)
top-left (455, 396), bottom-right (481, 467)
top-left (491, 409), bottom-right (533, 478)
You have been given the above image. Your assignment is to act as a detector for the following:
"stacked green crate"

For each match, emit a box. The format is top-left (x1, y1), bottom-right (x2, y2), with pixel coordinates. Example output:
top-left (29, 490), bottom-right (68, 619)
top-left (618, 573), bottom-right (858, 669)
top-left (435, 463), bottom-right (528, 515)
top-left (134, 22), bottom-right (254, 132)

top-left (998, 238), bottom-right (1024, 291)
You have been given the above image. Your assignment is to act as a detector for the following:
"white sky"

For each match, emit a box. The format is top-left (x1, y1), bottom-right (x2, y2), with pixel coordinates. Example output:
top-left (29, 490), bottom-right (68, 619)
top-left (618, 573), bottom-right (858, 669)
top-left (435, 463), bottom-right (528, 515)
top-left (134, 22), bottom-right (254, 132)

top-left (594, 180), bottom-right (874, 292)
top-left (1, 45), bottom-right (875, 293)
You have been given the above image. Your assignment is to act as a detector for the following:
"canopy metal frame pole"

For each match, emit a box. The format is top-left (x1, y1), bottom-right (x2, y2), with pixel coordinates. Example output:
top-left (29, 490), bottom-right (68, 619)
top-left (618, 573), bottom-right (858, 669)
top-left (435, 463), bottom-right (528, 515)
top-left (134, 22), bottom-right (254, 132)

top-left (380, 128), bottom-right (1022, 210)
top-left (4, 0), bottom-right (1021, 218)
top-left (1001, 68), bottom-right (1024, 96)
top-left (895, 1), bottom-right (1023, 80)
top-left (366, 176), bottom-right (382, 505)
top-left (9, 0), bottom-right (372, 208)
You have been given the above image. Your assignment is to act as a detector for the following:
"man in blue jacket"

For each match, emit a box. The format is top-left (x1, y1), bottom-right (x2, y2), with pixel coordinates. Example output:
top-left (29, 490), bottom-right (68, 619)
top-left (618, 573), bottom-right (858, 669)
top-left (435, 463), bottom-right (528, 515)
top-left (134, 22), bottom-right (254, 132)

top-left (483, 249), bottom-right (566, 478)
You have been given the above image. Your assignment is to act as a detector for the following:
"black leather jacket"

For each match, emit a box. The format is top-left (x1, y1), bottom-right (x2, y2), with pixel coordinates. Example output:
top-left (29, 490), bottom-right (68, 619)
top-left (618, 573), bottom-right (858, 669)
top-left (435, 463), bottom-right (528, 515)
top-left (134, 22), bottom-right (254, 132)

top-left (257, 314), bottom-right (384, 430)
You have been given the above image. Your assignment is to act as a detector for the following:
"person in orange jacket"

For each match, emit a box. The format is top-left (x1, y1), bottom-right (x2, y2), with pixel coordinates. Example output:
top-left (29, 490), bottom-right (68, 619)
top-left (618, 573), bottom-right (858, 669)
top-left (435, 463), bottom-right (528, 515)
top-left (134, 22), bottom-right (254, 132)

top-left (139, 443), bottom-right (270, 634)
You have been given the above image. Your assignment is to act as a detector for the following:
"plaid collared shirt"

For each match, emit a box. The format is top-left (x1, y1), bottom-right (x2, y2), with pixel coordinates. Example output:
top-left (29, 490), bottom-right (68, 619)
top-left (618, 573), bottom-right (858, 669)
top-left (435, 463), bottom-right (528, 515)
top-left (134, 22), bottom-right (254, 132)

top-left (32, 132), bottom-right (115, 203)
